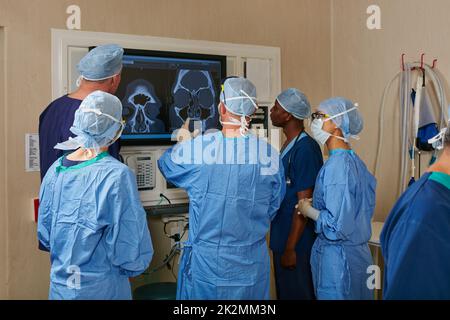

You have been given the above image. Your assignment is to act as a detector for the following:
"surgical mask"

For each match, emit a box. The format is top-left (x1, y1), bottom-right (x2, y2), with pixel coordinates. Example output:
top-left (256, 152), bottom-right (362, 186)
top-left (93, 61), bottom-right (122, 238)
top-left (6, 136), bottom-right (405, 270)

top-left (311, 119), bottom-right (333, 145)
top-left (310, 106), bottom-right (359, 145)
top-left (428, 127), bottom-right (448, 150)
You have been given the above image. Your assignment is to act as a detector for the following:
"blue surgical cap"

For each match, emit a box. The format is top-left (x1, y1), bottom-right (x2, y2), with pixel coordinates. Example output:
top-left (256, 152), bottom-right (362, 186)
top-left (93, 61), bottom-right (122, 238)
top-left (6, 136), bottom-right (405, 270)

top-left (318, 97), bottom-right (363, 138)
top-left (77, 44), bottom-right (124, 81)
top-left (276, 88), bottom-right (311, 119)
top-left (55, 91), bottom-right (123, 152)
top-left (220, 77), bottom-right (258, 116)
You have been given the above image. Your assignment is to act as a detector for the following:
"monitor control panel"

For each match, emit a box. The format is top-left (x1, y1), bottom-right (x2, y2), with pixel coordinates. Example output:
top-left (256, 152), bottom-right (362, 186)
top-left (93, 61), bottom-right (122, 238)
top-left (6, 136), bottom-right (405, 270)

top-left (123, 152), bottom-right (156, 191)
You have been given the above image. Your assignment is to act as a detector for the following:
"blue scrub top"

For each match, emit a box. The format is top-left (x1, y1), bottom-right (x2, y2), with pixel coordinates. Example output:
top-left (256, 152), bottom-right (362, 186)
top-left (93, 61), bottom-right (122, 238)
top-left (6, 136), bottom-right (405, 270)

top-left (381, 171), bottom-right (450, 300)
top-left (37, 154), bottom-right (153, 299)
top-left (158, 131), bottom-right (286, 300)
top-left (269, 133), bottom-right (323, 253)
top-left (39, 95), bottom-right (121, 180)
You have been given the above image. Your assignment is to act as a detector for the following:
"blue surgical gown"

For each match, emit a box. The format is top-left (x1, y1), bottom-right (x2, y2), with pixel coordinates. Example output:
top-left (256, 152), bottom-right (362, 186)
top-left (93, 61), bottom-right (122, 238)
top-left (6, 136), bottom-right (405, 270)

top-left (381, 172), bottom-right (450, 300)
top-left (37, 153), bottom-right (153, 300)
top-left (269, 133), bottom-right (323, 300)
top-left (311, 149), bottom-right (376, 300)
top-left (158, 131), bottom-right (286, 300)
top-left (39, 95), bottom-right (121, 180)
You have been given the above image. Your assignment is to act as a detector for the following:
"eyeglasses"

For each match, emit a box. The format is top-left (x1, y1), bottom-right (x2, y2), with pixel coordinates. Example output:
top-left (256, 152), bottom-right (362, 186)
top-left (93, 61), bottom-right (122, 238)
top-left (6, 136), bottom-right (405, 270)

top-left (311, 112), bottom-right (330, 121)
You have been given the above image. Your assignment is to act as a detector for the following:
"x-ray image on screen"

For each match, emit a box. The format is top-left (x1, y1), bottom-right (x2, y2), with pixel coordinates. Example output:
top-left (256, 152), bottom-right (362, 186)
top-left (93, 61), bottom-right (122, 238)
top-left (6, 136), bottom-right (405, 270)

top-left (170, 69), bottom-right (217, 132)
top-left (114, 50), bottom-right (225, 144)
top-left (122, 79), bottom-right (165, 134)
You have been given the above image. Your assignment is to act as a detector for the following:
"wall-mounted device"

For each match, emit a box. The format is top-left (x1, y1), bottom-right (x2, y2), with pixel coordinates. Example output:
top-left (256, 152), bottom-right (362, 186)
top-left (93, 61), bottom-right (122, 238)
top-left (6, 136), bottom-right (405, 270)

top-left (108, 48), bottom-right (227, 146)
top-left (120, 146), bottom-right (189, 207)
top-left (122, 152), bottom-right (156, 191)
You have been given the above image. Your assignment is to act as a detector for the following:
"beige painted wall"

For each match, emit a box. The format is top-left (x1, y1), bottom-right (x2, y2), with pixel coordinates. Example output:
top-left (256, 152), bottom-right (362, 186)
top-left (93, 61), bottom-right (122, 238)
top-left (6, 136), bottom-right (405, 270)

top-left (331, 0), bottom-right (450, 221)
top-left (0, 26), bottom-right (8, 299)
top-left (0, 0), bottom-right (331, 299)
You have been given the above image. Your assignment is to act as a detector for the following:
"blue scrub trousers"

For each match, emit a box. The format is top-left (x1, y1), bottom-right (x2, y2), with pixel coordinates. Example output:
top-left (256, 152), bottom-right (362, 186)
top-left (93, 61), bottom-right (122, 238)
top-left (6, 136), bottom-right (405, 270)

top-left (273, 251), bottom-right (316, 300)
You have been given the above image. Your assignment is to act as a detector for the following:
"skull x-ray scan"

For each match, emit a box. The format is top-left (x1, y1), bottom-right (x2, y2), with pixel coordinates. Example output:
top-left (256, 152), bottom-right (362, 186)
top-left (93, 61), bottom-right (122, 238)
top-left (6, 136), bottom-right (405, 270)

top-left (115, 51), bottom-right (224, 142)
top-left (121, 79), bottom-right (165, 134)
top-left (170, 70), bottom-right (218, 132)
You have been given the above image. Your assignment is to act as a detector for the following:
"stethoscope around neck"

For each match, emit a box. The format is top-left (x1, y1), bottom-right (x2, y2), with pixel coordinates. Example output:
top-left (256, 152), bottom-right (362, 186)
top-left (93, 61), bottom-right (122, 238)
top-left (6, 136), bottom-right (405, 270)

top-left (284, 131), bottom-right (305, 187)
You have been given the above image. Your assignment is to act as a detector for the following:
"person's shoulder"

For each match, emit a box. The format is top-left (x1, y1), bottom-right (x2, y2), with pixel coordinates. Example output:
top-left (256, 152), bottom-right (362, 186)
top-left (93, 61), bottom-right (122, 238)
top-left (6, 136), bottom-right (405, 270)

top-left (351, 152), bottom-right (376, 180)
top-left (46, 95), bottom-right (76, 108)
top-left (299, 133), bottom-right (317, 145)
top-left (202, 130), bottom-right (221, 139)
top-left (94, 156), bottom-right (132, 178)
top-left (41, 157), bottom-right (63, 183)
top-left (322, 152), bottom-right (352, 183)
top-left (386, 175), bottom-right (433, 226)
top-left (103, 156), bottom-right (129, 170)
top-left (40, 95), bottom-right (80, 119)
top-left (297, 134), bottom-right (322, 153)
top-left (410, 175), bottom-right (450, 218)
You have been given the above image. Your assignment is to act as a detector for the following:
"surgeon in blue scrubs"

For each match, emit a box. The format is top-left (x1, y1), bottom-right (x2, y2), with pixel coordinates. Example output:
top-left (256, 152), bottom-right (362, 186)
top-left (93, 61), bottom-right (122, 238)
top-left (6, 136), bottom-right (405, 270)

top-left (269, 88), bottom-right (323, 300)
top-left (39, 44), bottom-right (123, 181)
top-left (38, 91), bottom-right (153, 300)
top-left (158, 77), bottom-right (286, 300)
top-left (297, 97), bottom-right (376, 300)
top-left (381, 115), bottom-right (450, 300)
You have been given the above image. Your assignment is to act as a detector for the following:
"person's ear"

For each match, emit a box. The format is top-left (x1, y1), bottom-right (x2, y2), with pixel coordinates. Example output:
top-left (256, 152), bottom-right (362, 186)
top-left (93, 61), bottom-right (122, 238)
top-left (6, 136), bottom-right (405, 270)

top-left (109, 74), bottom-right (121, 93)
top-left (333, 127), bottom-right (344, 138)
top-left (286, 113), bottom-right (292, 122)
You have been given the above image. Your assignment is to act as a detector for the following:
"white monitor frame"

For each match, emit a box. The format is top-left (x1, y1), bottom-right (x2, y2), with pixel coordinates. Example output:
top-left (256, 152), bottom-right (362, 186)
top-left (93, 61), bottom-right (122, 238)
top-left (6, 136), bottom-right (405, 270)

top-left (51, 29), bottom-right (281, 108)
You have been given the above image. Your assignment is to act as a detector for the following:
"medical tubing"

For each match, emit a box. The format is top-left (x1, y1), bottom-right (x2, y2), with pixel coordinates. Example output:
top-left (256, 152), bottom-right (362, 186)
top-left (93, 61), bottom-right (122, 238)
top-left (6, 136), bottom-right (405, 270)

top-left (376, 62), bottom-right (447, 197)
top-left (375, 72), bottom-right (400, 177)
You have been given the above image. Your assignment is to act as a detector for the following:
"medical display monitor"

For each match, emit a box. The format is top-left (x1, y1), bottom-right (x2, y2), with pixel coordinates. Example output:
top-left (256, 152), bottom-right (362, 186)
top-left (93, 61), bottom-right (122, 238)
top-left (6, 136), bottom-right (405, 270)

top-left (112, 48), bottom-right (226, 145)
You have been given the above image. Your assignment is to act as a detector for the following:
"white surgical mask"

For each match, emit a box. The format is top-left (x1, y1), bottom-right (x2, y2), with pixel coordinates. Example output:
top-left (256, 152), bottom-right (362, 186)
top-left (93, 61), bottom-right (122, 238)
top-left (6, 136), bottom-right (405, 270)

top-left (428, 127), bottom-right (448, 150)
top-left (310, 106), bottom-right (359, 145)
top-left (311, 119), bottom-right (333, 145)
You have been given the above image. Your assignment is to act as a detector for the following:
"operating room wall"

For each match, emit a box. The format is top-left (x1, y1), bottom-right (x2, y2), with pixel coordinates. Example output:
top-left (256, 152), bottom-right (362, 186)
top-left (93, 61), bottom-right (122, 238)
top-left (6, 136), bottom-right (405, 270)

top-left (331, 0), bottom-right (450, 222)
top-left (0, 26), bottom-right (7, 299)
top-left (0, 0), bottom-right (332, 299)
